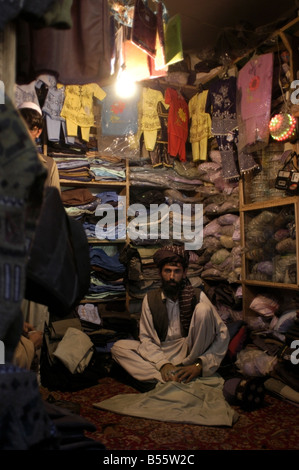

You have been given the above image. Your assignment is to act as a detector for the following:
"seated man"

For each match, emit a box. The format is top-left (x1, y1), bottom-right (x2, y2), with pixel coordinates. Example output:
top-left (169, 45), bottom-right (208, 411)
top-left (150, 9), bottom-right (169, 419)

top-left (111, 245), bottom-right (229, 386)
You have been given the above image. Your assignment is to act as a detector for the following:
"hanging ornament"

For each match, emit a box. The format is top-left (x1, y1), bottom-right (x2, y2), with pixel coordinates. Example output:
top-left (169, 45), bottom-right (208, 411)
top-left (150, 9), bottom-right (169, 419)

top-left (269, 113), bottom-right (297, 142)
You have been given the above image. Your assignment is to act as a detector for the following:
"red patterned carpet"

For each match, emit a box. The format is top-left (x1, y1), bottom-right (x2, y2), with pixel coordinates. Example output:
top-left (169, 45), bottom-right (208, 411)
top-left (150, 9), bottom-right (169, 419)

top-left (40, 377), bottom-right (299, 451)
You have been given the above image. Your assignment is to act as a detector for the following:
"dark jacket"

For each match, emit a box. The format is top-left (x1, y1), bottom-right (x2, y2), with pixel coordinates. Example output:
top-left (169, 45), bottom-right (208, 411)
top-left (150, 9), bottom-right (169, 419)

top-left (147, 287), bottom-right (201, 342)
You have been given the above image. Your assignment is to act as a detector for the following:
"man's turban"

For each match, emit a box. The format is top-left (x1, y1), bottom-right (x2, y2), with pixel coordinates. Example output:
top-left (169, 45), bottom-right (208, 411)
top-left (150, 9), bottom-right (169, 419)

top-left (153, 245), bottom-right (189, 269)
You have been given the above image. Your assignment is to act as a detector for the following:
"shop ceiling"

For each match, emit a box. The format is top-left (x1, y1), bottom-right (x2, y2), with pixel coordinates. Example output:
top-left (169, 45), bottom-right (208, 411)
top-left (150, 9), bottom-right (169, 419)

top-left (161, 0), bottom-right (299, 59)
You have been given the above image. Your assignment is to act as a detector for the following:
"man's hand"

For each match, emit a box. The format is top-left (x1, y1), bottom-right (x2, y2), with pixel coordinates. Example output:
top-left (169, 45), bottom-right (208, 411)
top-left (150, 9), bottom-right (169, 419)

top-left (160, 363), bottom-right (179, 382)
top-left (28, 331), bottom-right (43, 350)
top-left (23, 322), bottom-right (35, 334)
top-left (23, 322), bottom-right (43, 350)
top-left (173, 363), bottom-right (202, 384)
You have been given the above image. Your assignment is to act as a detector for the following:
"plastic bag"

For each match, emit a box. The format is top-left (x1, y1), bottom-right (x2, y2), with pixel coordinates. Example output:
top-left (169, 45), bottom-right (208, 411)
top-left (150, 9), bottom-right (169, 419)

top-left (236, 348), bottom-right (277, 377)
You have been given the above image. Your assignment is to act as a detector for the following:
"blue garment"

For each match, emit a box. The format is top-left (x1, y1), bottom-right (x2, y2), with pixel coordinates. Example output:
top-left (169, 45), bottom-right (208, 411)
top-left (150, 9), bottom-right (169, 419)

top-left (101, 85), bottom-right (140, 136)
top-left (89, 246), bottom-right (126, 273)
top-left (59, 176), bottom-right (93, 182)
top-left (90, 167), bottom-right (125, 181)
top-left (56, 158), bottom-right (90, 169)
top-left (83, 221), bottom-right (126, 240)
top-left (95, 191), bottom-right (120, 203)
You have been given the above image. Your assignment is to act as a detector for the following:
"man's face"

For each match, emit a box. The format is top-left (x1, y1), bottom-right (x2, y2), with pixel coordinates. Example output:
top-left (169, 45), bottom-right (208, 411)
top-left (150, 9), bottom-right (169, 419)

top-left (161, 263), bottom-right (186, 296)
top-left (29, 126), bottom-right (42, 142)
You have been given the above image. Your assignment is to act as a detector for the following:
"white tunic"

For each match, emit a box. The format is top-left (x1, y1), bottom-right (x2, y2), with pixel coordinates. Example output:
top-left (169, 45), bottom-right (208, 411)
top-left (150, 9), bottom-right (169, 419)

top-left (111, 291), bottom-right (229, 383)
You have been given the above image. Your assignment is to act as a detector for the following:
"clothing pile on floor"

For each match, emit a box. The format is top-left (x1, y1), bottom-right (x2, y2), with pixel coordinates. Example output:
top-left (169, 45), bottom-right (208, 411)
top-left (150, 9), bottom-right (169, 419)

top-left (253, 311), bottom-right (299, 405)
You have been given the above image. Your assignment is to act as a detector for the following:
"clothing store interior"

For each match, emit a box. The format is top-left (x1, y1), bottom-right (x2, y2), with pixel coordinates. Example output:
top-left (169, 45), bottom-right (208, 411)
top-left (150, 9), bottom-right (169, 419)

top-left (1, 0), bottom-right (299, 453)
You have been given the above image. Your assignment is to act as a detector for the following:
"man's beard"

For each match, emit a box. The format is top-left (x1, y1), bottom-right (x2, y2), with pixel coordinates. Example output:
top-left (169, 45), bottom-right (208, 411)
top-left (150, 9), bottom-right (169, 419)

top-left (162, 279), bottom-right (184, 297)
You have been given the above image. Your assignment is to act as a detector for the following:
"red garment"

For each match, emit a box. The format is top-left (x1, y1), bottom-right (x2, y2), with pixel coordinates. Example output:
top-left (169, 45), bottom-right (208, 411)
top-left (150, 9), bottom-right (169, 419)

top-left (165, 87), bottom-right (189, 161)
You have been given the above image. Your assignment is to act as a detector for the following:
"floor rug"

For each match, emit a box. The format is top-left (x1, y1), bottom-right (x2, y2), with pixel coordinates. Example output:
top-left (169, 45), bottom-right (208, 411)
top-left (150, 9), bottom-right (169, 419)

top-left (40, 377), bottom-right (299, 451)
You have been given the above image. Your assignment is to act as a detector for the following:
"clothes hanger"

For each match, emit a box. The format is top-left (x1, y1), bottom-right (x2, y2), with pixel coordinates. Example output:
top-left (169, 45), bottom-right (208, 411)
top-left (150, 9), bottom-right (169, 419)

top-left (219, 65), bottom-right (229, 80)
top-left (249, 49), bottom-right (259, 64)
top-left (156, 79), bottom-right (167, 95)
top-left (197, 83), bottom-right (204, 94)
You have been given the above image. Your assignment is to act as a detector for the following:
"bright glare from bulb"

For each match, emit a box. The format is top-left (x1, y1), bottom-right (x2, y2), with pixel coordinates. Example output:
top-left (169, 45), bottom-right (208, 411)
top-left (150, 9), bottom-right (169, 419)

top-left (115, 70), bottom-right (137, 98)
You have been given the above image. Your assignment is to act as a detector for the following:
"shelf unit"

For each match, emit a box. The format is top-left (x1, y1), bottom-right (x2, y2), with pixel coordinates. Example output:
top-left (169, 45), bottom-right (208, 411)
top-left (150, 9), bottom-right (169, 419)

top-left (239, 175), bottom-right (299, 323)
top-left (60, 159), bottom-right (130, 241)
top-left (60, 157), bottom-right (130, 308)
top-left (235, 16), bottom-right (299, 324)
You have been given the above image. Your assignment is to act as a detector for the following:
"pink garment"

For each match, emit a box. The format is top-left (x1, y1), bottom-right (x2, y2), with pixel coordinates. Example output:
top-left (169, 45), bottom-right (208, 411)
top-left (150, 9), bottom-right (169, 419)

top-left (237, 53), bottom-right (273, 153)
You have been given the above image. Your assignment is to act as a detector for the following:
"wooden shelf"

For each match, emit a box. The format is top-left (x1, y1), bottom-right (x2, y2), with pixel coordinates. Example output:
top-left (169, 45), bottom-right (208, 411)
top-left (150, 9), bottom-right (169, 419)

top-left (280, 16), bottom-right (299, 36)
top-left (87, 238), bottom-right (126, 244)
top-left (60, 179), bottom-right (127, 187)
top-left (242, 279), bottom-right (298, 290)
top-left (240, 195), bottom-right (298, 211)
top-left (239, 178), bottom-right (299, 320)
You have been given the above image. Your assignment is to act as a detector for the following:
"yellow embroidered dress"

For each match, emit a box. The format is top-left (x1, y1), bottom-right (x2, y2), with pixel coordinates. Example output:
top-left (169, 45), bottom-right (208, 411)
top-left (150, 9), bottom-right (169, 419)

top-left (60, 83), bottom-right (106, 141)
top-left (188, 90), bottom-right (212, 161)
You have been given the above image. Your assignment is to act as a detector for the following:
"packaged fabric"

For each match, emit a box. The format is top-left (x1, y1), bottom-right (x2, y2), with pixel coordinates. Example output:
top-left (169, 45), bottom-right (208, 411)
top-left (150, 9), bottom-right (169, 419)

top-left (249, 294), bottom-right (279, 317)
top-left (270, 310), bottom-right (296, 333)
top-left (217, 213), bottom-right (239, 226)
top-left (164, 15), bottom-right (183, 66)
top-left (273, 254), bottom-right (297, 283)
top-left (275, 237), bottom-right (296, 253)
top-left (77, 304), bottom-right (102, 326)
top-left (236, 348), bottom-right (277, 376)
top-left (210, 249), bottom-right (231, 265)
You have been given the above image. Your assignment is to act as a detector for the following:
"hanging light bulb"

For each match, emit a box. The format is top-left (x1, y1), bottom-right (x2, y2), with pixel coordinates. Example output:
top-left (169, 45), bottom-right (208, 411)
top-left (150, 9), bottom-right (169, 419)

top-left (115, 65), bottom-right (137, 99)
top-left (269, 113), bottom-right (297, 141)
